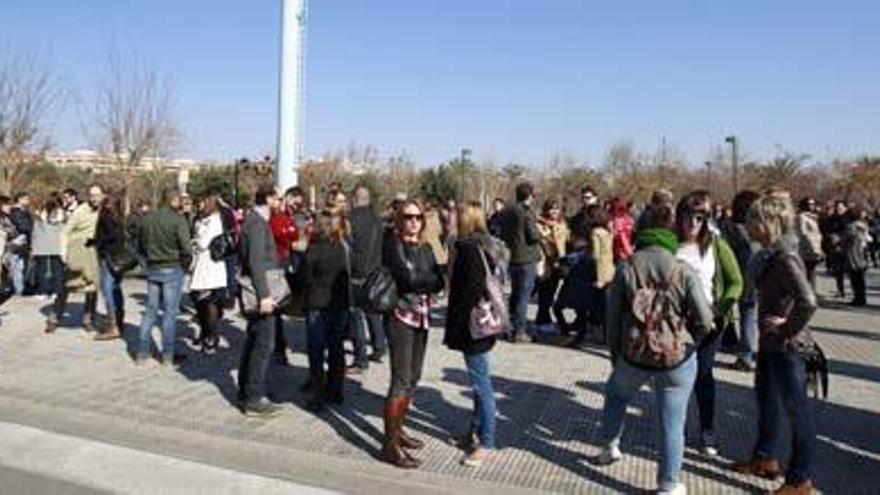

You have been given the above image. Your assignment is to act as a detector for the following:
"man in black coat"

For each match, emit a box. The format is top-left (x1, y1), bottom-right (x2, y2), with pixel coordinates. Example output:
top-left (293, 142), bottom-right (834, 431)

top-left (8, 192), bottom-right (33, 295)
top-left (348, 184), bottom-right (387, 371)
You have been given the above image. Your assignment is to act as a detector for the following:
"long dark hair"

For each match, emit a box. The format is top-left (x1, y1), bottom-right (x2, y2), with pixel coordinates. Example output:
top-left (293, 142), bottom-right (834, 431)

top-left (101, 195), bottom-right (124, 226)
top-left (676, 192), bottom-right (713, 255)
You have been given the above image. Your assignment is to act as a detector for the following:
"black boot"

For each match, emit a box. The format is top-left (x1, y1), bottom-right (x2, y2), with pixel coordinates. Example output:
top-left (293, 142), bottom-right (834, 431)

top-left (82, 292), bottom-right (98, 332)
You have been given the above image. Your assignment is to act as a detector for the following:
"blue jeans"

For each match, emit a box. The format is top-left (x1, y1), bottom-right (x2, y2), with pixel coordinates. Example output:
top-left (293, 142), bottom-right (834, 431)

top-left (98, 257), bottom-right (124, 315)
top-left (306, 309), bottom-right (350, 383)
top-left (508, 262), bottom-right (537, 334)
top-left (8, 253), bottom-right (25, 295)
top-left (738, 301), bottom-right (758, 365)
top-left (600, 354), bottom-right (697, 492)
top-left (464, 351), bottom-right (497, 449)
top-left (137, 267), bottom-right (184, 359)
top-left (350, 306), bottom-right (387, 367)
top-left (754, 350), bottom-right (816, 485)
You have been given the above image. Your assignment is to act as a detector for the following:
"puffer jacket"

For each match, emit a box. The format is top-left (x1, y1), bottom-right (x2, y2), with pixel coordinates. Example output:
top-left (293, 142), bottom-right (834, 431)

top-left (750, 244), bottom-right (817, 353)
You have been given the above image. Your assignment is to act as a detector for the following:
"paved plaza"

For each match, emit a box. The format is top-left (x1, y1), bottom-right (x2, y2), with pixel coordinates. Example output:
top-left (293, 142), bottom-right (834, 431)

top-left (0, 273), bottom-right (878, 494)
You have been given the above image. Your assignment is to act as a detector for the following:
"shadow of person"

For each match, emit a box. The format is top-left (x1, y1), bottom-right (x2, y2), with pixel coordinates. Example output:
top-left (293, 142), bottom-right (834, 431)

top-left (442, 367), bottom-right (644, 493)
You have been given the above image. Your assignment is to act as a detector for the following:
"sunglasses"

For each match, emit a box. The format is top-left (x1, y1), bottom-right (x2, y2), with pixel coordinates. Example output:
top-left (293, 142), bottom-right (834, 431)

top-left (689, 213), bottom-right (707, 224)
top-left (403, 213), bottom-right (424, 221)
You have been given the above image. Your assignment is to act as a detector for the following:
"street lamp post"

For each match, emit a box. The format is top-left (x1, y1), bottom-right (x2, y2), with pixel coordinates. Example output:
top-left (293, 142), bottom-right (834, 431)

top-left (459, 148), bottom-right (472, 202)
top-left (725, 135), bottom-right (739, 194)
top-left (704, 160), bottom-right (713, 196)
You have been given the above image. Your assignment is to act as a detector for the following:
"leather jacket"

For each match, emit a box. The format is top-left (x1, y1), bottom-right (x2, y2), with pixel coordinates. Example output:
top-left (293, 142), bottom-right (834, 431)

top-left (751, 244), bottom-right (817, 353)
top-left (385, 236), bottom-right (444, 329)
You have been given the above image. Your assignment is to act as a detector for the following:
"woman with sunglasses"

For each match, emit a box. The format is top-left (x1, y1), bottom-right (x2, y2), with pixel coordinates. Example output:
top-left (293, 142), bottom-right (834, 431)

top-left (675, 191), bottom-right (743, 457)
top-left (382, 199), bottom-right (445, 469)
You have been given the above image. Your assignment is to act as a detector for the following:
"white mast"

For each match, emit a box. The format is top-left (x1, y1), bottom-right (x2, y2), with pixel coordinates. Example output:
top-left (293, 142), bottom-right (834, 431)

top-left (277, 0), bottom-right (307, 189)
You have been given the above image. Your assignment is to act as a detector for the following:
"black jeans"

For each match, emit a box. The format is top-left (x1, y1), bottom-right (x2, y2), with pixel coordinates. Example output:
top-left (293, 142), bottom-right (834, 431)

top-left (274, 315), bottom-right (289, 356)
top-left (33, 255), bottom-right (64, 297)
top-left (849, 268), bottom-right (867, 304)
top-left (831, 253), bottom-right (846, 295)
top-left (535, 275), bottom-right (561, 325)
top-left (754, 350), bottom-right (816, 484)
top-left (386, 318), bottom-right (428, 399)
top-left (694, 328), bottom-right (723, 441)
top-left (804, 260), bottom-right (819, 292)
top-left (238, 313), bottom-right (276, 404)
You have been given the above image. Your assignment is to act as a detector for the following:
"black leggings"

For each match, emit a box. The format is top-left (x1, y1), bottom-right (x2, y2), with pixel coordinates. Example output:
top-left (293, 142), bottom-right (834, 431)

top-left (195, 296), bottom-right (223, 345)
top-left (386, 318), bottom-right (428, 399)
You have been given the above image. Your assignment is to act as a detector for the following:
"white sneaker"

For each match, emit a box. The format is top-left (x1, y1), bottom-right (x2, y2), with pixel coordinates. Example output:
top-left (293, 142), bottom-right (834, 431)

top-left (700, 444), bottom-right (719, 457)
top-left (658, 483), bottom-right (687, 495)
top-left (595, 445), bottom-right (622, 466)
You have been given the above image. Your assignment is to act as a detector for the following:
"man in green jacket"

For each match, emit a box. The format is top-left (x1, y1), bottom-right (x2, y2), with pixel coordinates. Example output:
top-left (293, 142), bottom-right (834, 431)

top-left (500, 182), bottom-right (542, 343)
top-left (135, 188), bottom-right (192, 366)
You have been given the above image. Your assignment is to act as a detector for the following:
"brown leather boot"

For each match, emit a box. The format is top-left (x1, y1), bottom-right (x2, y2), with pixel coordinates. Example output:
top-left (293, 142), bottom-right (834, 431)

top-left (773, 479), bottom-right (815, 495)
top-left (732, 458), bottom-right (782, 480)
top-left (399, 396), bottom-right (424, 450)
top-left (382, 398), bottom-right (419, 469)
top-left (94, 315), bottom-right (121, 341)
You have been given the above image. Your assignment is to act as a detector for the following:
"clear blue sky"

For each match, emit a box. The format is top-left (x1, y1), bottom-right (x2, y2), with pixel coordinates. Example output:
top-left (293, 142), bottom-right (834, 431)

top-left (2, 0), bottom-right (879, 168)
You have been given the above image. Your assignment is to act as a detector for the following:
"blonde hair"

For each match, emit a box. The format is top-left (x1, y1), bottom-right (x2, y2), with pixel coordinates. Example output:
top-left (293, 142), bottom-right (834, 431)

top-left (457, 201), bottom-right (487, 237)
top-left (747, 192), bottom-right (794, 246)
top-left (313, 208), bottom-right (349, 244)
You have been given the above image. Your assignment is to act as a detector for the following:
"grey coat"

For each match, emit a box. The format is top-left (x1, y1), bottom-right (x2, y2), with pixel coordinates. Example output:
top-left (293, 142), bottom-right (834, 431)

top-left (606, 245), bottom-right (714, 368)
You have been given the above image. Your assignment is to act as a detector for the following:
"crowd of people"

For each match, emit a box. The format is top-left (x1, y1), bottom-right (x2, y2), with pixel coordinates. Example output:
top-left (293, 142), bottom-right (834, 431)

top-left (0, 179), bottom-right (876, 495)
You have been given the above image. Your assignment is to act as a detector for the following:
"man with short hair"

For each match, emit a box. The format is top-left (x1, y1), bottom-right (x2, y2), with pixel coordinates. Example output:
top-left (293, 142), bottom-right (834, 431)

top-left (238, 184), bottom-right (283, 417)
top-left (348, 184), bottom-right (387, 371)
top-left (46, 185), bottom-right (103, 333)
top-left (500, 182), bottom-right (542, 343)
top-left (61, 188), bottom-right (79, 219)
top-left (568, 186), bottom-right (599, 248)
top-left (135, 188), bottom-right (192, 366)
top-left (8, 192), bottom-right (33, 295)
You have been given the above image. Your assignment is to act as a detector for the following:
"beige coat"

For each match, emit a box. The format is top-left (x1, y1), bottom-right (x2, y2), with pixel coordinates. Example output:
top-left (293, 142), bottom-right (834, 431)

top-left (537, 217), bottom-right (569, 277)
top-left (592, 227), bottom-right (615, 288)
top-left (62, 203), bottom-right (99, 292)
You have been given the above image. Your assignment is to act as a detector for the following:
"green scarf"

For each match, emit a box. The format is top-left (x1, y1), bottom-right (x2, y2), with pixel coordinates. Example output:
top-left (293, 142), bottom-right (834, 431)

top-left (636, 228), bottom-right (680, 255)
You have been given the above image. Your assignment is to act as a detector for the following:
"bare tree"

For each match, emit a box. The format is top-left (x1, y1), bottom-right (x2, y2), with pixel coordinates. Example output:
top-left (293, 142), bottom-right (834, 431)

top-left (88, 60), bottom-right (180, 211)
top-left (0, 54), bottom-right (60, 194)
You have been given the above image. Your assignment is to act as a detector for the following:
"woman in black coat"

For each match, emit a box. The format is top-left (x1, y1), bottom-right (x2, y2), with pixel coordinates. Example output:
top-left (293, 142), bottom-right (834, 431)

top-left (444, 201), bottom-right (502, 468)
top-left (382, 199), bottom-right (444, 469)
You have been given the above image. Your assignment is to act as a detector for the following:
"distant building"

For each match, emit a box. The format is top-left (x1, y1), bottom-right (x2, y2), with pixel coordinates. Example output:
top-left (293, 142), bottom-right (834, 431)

top-left (46, 150), bottom-right (205, 173)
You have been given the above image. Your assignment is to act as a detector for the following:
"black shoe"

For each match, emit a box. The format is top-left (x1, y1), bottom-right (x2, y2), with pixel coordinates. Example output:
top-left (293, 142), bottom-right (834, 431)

top-left (732, 358), bottom-right (757, 372)
top-left (162, 353), bottom-right (187, 367)
top-left (242, 398), bottom-right (283, 418)
top-left (299, 379), bottom-right (317, 393)
top-left (850, 299), bottom-right (867, 307)
top-left (368, 353), bottom-right (385, 364)
top-left (306, 396), bottom-right (327, 413)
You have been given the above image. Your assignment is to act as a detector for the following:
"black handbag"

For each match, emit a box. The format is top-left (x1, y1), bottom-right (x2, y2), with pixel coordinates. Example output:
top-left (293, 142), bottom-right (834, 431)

top-left (209, 232), bottom-right (236, 262)
top-left (800, 341), bottom-right (829, 399)
top-left (357, 266), bottom-right (398, 313)
top-left (108, 246), bottom-right (138, 276)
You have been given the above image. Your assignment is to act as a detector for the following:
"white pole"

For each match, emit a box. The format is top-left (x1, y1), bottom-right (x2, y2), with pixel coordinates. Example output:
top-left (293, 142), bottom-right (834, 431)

top-left (277, 0), bottom-right (306, 190)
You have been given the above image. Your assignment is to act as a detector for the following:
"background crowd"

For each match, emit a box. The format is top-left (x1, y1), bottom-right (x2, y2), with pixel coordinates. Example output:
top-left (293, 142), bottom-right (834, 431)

top-left (0, 178), bottom-right (875, 495)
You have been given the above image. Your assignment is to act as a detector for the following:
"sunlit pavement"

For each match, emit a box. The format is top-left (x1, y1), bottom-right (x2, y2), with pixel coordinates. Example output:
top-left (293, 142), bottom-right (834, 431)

top-left (0, 271), bottom-right (877, 493)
